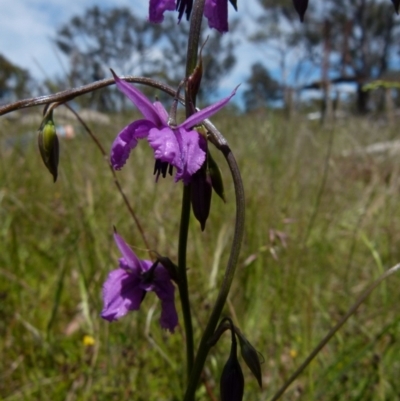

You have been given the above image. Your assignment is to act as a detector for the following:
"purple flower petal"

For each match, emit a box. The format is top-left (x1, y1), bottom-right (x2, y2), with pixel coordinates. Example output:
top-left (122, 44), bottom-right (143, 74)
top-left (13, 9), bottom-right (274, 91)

top-left (204, 0), bottom-right (229, 33)
top-left (113, 73), bottom-right (164, 125)
top-left (110, 72), bottom-right (236, 183)
top-left (153, 101), bottom-right (169, 122)
top-left (102, 232), bottom-right (178, 331)
top-left (152, 266), bottom-right (178, 332)
top-left (180, 86), bottom-right (238, 130)
top-left (113, 233), bottom-right (142, 273)
top-left (101, 268), bottom-right (143, 321)
top-left (111, 119), bottom-right (156, 170)
top-left (174, 128), bottom-right (206, 184)
top-left (159, 300), bottom-right (178, 332)
top-left (148, 126), bottom-right (181, 167)
top-left (149, 0), bottom-right (176, 23)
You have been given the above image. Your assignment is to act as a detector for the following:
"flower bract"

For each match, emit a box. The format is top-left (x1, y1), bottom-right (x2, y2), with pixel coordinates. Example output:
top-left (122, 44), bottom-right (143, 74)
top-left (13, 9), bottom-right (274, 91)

top-left (101, 232), bottom-right (178, 332)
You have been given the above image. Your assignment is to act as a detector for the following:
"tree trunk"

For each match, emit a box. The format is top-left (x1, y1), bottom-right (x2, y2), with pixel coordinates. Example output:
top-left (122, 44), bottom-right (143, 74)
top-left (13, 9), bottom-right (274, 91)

top-left (356, 83), bottom-right (369, 114)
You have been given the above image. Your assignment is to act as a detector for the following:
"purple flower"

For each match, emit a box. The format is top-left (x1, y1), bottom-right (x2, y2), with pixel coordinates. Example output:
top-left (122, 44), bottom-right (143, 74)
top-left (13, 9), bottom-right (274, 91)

top-left (101, 232), bottom-right (178, 332)
top-left (204, 0), bottom-right (228, 33)
top-left (110, 72), bottom-right (237, 184)
top-left (148, 0), bottom-right (232, 33)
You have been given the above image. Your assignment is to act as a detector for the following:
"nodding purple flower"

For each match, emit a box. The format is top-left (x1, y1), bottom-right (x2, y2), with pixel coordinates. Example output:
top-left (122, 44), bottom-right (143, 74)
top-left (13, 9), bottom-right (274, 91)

top-left (149, 0), bottom-right (234, 33)
top-left (110, 72), bottom-right (237, 184)
top-left (101, 232), bottom-right (178, 333)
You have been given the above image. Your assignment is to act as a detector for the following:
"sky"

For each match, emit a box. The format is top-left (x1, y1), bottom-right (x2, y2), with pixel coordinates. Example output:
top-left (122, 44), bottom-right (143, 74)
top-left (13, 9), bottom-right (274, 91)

top-left (0, 0), bottom-right (274, 102)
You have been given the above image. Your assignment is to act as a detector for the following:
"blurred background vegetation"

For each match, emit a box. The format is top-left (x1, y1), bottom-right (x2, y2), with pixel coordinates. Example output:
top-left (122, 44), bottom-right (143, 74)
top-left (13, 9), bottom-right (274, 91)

top-left (1, 109), bottom-right (400, 399)
top-left (1, 1), bottom-right (400, 400)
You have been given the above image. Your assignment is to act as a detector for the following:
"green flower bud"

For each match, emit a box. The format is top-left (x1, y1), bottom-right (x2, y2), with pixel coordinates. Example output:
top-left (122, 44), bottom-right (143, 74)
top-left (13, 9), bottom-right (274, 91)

top-left (38, 109), bottom-right (59, 182)
top-left (237, 331), bottom-right (263, 388)
top-left (220, 333), bottom-right (244, 401)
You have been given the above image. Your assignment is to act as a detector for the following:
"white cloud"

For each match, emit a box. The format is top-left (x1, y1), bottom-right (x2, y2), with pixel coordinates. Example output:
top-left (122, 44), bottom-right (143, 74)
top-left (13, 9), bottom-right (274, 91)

top-left (0, 0), bottom-right (148, 79)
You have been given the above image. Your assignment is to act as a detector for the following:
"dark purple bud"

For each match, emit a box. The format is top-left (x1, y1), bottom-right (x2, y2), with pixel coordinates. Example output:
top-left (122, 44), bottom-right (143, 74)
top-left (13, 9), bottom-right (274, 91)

top-left (392, 0), bottom-right (400, 14)
top-left (191, 163), bottom-right (212, 231)
top-left (208, 150), bottom-right (226, 202)
top-left (220, 335), bottom-right (244, 401)
top-left (37, 108), bottom-right (59, 182)
top-left (237, 332), bottom-right (263, 388)
top-left (292, 0), bottom-right (309, 22)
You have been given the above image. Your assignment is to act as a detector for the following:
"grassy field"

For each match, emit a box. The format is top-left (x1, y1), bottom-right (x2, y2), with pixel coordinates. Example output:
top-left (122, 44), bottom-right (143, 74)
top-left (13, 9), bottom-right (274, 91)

top-left (1, 109), bottom-right (400, 400)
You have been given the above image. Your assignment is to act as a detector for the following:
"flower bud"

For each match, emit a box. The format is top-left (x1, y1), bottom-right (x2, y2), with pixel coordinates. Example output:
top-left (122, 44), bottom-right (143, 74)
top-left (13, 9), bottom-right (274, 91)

top-left (207, 150), bottom-right (226, 202)
top-left (292, 0), bottom-right (309, 22)
top-left (392, 0), bottom-right (399, 14)
top-left (220, 335), bottom-right (244, 401)
top-left (191, 163), bottom-right (212, 231)
top-left (187, 61), bottom-right (202, 107)
top-left (187, 40), bottom-right (204, 107)
top-left (237, 331), bottom-right (263, 388)
top-left (37, 108), bottom-right (59, 182)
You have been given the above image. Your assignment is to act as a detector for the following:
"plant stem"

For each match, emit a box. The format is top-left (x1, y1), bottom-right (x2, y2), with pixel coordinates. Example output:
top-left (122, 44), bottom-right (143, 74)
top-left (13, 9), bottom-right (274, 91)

top-left (0, 76), bottom-right (179, 116)
top-left (184, 144), bottom-right (245, 401)
top-left (176, 0), bottom-right (206, 384)
top-left (177, 184), bottom-right (194, 379)
top-left (185, 0), bottom-right (205, 78)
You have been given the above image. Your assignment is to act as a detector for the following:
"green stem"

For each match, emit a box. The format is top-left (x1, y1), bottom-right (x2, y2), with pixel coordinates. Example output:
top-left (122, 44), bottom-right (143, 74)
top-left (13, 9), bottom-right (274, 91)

top-left (176, 0), bottom-right (206, 384)
top-left (184, 145), bottom-right (246, 401)
top-left (185, 0), bottom-right (205, 77)
top-left (177, 184), bottom-right (194, 379)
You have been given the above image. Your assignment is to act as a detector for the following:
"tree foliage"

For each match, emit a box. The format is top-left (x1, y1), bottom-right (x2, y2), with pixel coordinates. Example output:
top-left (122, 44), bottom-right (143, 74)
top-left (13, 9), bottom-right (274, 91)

top-left (54, 6), bottom-right (157, 110)
top-left (243, 63), bottom-right (281, 112)
top-left (255, 0), bottom-right (400, 113)
top-left (0, 54), bottom-right (32, 102)
top-left (54, 6), bottom-right (236, 110)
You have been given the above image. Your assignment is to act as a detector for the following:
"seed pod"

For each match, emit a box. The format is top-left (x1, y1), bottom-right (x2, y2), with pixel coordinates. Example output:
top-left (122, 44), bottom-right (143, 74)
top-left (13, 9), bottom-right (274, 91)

top-left (220, 333), bottom-right (244, 401)
top-left (37, 109), bottom-right (59, 182)
top-left (292, 0), bottom-right (309, 22)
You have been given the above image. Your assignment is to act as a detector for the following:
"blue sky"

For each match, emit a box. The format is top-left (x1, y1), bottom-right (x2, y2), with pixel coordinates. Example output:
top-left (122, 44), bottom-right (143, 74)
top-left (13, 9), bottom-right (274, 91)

top-left (1, 0), bottom-right (271, 97)
top-left (1, 0), bottom-right (360, 106)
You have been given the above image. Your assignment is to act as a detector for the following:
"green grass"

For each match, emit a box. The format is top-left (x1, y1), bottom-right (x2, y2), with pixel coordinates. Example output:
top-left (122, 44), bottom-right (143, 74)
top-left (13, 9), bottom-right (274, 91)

top-left (1, 110), bottom-right (400, 400)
